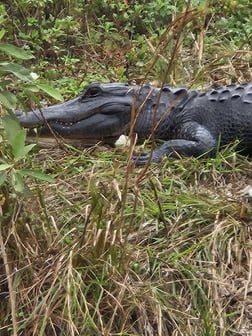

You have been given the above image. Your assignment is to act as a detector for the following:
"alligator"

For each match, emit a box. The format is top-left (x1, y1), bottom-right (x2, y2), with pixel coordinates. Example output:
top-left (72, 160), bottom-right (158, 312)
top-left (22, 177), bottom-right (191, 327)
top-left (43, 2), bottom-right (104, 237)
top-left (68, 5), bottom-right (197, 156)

top-left (16, 82), bottom-right (252, 165)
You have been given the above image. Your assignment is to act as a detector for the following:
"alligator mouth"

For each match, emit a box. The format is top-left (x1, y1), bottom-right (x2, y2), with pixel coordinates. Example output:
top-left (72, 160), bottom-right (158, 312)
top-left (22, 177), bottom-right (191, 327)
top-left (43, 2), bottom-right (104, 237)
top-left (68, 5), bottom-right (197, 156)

top-left (25, 110), bottom-right (131, 146)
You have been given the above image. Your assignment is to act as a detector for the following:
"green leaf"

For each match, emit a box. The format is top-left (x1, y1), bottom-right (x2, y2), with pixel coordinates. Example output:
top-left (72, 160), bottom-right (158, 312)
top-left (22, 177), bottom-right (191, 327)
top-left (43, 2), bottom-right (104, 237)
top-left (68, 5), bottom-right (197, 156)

top-left (12, 130), bottom-right (36, 159)
top-left (2, 114), bottom-right (36, 160)
top-left (11, 171), bottom-right (25, 193)
top-left (36, 83), bottom-right (64, 102)
top-left (0, 29), bottom-right (6, 40)
top-left (20, 169), bottom-right (55, 183)
top-left (12, 129), bottom-right (26, 154)
top-left (2, 114), bottom-right (22, 145)
top-left (0, 62), bottom-right (33, 81)
top-left (0, 43), bottom-right (34, 60)
top-left (14, 143), bottom-right (36, 160)
top-left (0, 90), bottom-right (17, 110)
top-left (0, 163), bottom-right (12, 171)
top-left (23, 83), bottom-right (40, 93)
top-left (0, 172), bottom-right (7, 187)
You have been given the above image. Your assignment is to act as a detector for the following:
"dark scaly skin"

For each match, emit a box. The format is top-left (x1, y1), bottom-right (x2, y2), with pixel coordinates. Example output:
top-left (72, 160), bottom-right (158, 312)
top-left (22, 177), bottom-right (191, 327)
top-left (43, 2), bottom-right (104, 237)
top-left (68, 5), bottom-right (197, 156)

top-left (134, 83), bottom-right (252, 165)
top-left (16, 82), bottom-right (252, 165)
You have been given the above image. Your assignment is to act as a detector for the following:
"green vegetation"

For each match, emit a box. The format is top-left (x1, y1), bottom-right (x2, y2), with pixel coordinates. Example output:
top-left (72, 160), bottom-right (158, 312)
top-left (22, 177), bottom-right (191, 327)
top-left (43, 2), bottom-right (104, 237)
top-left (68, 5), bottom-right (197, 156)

top-left (0, 1), bottom-right (252, 335)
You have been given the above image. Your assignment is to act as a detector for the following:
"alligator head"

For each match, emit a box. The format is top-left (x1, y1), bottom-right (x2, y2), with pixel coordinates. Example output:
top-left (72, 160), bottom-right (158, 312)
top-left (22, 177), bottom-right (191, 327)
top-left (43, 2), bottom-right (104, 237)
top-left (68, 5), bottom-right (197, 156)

top-left (16, 83), bottom-right (136, 145)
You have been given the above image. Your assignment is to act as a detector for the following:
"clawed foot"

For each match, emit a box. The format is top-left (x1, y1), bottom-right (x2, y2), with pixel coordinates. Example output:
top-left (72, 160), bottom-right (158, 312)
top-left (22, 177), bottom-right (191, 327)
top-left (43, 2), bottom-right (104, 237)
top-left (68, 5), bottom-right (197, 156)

top-left (133, 151), bottom-right (161, 166)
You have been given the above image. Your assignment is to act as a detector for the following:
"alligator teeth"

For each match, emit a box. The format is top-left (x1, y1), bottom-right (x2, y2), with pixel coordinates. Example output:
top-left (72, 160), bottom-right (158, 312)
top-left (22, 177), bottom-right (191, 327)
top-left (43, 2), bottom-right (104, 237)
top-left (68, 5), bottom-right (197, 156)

top-left (55, 120), bottom-right (74, 126)
top-left (54, 120), bottom-right (80, 126)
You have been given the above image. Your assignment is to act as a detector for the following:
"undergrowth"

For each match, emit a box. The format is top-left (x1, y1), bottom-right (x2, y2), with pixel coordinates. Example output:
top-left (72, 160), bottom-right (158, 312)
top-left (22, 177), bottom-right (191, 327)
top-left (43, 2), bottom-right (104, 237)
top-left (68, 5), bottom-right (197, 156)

top-left (1, 146), bottom-right (251, 335)
top-left (0, 1), bottom-right (252, 335)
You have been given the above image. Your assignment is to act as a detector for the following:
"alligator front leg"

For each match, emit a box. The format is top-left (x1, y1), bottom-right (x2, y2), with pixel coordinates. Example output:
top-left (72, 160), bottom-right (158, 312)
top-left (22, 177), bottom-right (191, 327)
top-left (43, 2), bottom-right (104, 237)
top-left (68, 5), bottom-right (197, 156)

top-left (134, 122), bottom-right (217, 166)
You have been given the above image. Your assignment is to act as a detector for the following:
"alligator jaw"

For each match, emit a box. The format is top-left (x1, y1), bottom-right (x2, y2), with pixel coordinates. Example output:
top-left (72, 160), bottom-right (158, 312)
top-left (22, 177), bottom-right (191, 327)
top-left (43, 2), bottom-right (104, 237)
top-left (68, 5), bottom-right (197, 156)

top-left (16, 83), bottom-right (134, 144)
top-left (25, 135), bottom-right (120, 147)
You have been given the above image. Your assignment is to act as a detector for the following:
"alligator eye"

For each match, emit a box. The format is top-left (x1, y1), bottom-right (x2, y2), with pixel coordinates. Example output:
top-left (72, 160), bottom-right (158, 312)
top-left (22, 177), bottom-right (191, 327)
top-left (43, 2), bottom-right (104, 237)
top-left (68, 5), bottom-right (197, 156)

top-left (86, 87), bottom-right (101, 97)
